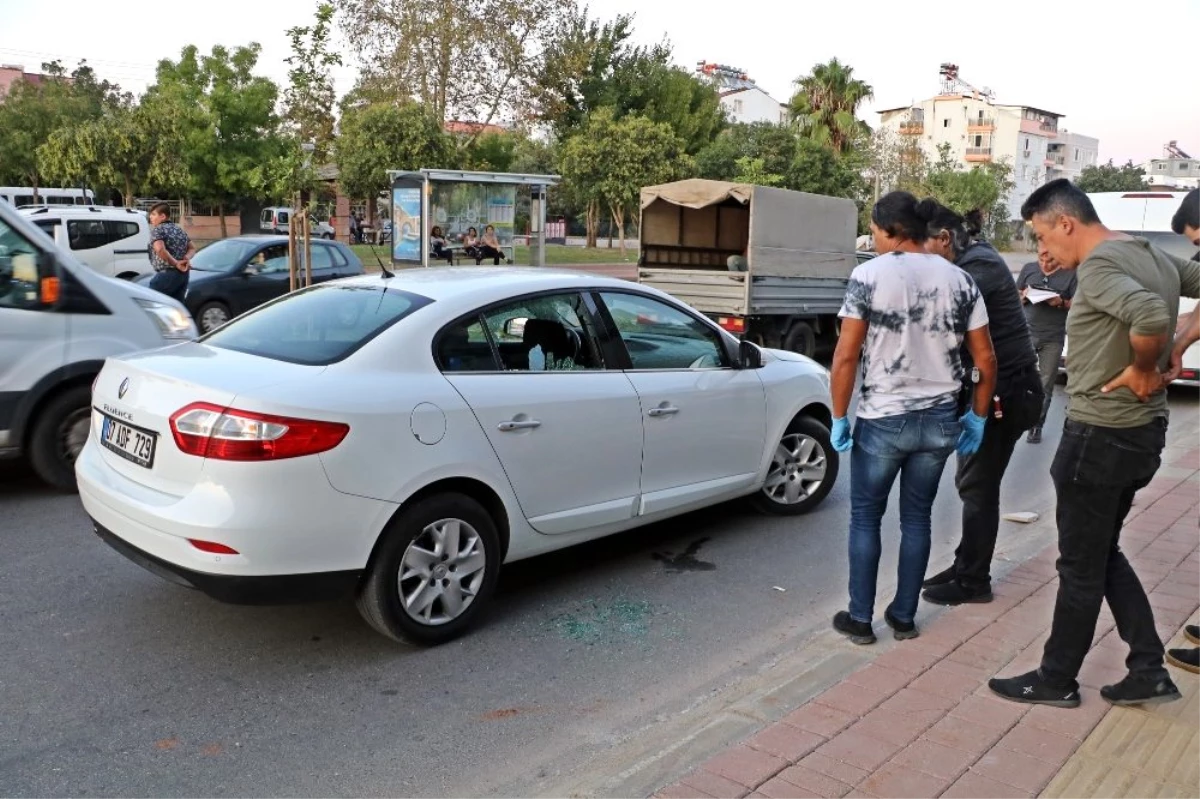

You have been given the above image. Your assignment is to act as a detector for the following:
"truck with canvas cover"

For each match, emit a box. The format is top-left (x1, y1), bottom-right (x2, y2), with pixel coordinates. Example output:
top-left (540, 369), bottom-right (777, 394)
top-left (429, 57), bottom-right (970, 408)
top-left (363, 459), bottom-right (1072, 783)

top-left (637, 179), bottom-right (857, 357)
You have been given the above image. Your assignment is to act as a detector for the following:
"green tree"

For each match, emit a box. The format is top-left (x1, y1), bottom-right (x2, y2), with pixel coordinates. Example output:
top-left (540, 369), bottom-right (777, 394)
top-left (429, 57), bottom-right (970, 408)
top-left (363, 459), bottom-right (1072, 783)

top-left (788, 58), bottom-right (873, 154)
top-left (559, 108), bottom-right (692, 253)
top-left (335, 102), bottom-right (453, 218)
top-left (283, 2), bottom-right (343, 161)
top-left (696, 122), bottom-right (797, 182)
top-left (38, 102), bottom-right (189, 207)
top-left (733, 157), bottom-right (783, 187)
top-left (787, 138), bottom-right (867, 199)
top-left (147, 44), bottom-right (285, 236)
top-left (1074, 159), bottom-right (1148, 192)
top-left (0, 60), bottom-right (124, 197)
top-left (462, 132), bottom-right (518, 172)
top-left (337, 0), bottom-right (573, 136)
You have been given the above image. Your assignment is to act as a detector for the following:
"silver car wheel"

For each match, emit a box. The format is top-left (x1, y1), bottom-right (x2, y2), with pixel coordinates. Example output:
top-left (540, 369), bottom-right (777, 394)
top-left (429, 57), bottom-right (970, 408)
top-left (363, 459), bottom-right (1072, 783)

top-left (762, 433), bottom-right (828, 505)
top-left (398, 518), bottom-right (487, 626)
top-left (200, 305), bottom-right (229, 332)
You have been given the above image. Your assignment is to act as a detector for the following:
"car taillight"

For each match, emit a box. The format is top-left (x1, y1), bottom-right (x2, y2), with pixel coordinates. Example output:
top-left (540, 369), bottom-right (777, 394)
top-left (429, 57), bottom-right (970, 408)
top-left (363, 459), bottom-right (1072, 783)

top-left (169, 402), bottom-right (349, 461)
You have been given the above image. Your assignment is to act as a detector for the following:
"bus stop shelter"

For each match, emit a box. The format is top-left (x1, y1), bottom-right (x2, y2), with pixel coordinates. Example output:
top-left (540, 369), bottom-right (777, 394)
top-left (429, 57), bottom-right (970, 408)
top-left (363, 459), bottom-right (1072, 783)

top-left (386, 169), bottom-right (560, 268)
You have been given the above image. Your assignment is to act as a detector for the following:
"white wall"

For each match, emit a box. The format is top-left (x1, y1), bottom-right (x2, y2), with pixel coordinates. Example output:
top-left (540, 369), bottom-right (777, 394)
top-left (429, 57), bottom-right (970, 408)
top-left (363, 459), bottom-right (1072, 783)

top-left (721, 88), bottom-right (785, 125)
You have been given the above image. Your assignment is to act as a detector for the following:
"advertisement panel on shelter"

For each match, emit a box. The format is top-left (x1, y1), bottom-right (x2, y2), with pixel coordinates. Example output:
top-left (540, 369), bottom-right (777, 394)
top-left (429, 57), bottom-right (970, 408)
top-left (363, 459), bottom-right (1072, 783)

top-left (391, 176), bottom-right (423, 263)
top-left (430, 183), bottom-right (517, 254)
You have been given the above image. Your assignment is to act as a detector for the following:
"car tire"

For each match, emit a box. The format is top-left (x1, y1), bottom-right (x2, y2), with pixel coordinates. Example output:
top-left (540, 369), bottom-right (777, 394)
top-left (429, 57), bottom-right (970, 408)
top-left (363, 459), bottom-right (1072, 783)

top-left (197, 301), bottom-right (231, 333)
top-left (28, 385), bottom-right (92, 492)
top-left (748, 415), bottom-right (838, 516)
top-left (356, 492), bottom-right (502, 645)
top-left (783, 321), bottom-right (817, 358)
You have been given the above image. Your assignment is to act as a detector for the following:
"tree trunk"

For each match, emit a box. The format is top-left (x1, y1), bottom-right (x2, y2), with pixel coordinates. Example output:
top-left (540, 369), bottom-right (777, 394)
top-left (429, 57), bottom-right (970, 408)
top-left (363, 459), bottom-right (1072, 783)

top-left (585, 201), bottom-right (598, 248)
top-left (123, 175), bottom-right (133, 209)
top-left (218, 202), bottom-right (227, 239)
top-left (611, 204), bottom-right (626, 258)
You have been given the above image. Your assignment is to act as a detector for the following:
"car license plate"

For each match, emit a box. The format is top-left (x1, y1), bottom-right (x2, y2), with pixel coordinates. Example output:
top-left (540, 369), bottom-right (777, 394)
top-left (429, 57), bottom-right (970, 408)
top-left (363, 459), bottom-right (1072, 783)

top-left (100, 413), bottom-right (157, 469)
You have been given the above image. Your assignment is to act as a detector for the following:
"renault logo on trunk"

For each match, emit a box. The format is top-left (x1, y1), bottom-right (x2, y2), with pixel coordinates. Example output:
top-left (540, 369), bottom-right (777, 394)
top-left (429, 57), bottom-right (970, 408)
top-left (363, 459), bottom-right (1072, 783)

top-left (118, 378), bottom-right (130, 399)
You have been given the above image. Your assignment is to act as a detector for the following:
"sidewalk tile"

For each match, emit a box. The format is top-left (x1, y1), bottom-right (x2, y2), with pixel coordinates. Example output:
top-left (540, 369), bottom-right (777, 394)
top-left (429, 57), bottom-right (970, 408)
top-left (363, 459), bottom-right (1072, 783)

top-left (773, 766), bottom-right (852, 798)
top-left (949, 693), bottom-right (1029, 731)
top-left (844, 664), bottom-right (913, 696)
top-left (1149, 591), bottom-right (1200, 614)
top-left (811, 681), bottom-right (891, 717)
top-left (656, 781), bottom-right (714, 798)
top-left (746, 724), bottom-right (826, 762)
top-left (681, 769), bottom-right (753, 798)
top-left (997, 721), bottom-right (1080, 764)
top-left (908, 663), bottom-right (985, 703)
top-left (941, 769), bottom-right (1035, 798)
top-left (949, 639), bottom-right (1021, 672)
top-left (849, 707), bottom-right (934, 748)
top-left (753, 772), bottom-right (830, 796)
top-left (858, 762), bottom-right (949, 798)
top-left (1022, 700), bottom-right (1111, 741)
top-left (813, 729), bottom-right (902, 772)
top-left (1153, 578), bottom-right (1200, 600)
top-left (699, 745), bottom-right (788, 789)
top-left (781, 703), bottom-right (857, 738)
top-left (891, 737), bottom-right (978, 780)
top-left (867, 647), bottom-right (939, 676)
top-left (796, 753), bottom-right (869, 787)
top-left (924, 715), bottom-right (1006, 756)
top-left (971, 746), bottom-right (1061, 793)
top-left (899, 633), bottom-right (962, 660)
top-left (877, 687), bottom-right (957, 725)
top-left (1077, 659), bottom-right (1129, 690)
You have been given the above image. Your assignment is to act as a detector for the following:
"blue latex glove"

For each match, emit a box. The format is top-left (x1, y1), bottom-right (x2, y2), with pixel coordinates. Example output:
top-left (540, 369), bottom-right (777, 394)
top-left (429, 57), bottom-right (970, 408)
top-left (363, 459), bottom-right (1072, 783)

top-left (957, 410), bottom-right (987, 456)
top-left (831, 416), bottom-right (853, 452)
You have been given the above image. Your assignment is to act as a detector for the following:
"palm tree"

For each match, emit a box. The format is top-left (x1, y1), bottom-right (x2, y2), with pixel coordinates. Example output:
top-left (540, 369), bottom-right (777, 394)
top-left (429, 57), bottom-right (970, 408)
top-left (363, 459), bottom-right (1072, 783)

top-left (788, 59), bottom-right (874, 154)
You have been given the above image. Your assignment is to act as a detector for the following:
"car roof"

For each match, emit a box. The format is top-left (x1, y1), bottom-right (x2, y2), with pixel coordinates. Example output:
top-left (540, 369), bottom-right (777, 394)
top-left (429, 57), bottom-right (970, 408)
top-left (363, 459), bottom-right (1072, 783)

top-left (334, 266), bottom-right (642, 304)
top-left (18, 205), bottom-right (146, 218)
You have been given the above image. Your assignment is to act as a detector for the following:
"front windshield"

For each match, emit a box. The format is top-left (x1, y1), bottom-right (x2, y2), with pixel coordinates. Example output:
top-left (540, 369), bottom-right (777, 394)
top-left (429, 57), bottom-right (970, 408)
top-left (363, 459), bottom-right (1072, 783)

top-left (189, 239), bottom-right (260, 271)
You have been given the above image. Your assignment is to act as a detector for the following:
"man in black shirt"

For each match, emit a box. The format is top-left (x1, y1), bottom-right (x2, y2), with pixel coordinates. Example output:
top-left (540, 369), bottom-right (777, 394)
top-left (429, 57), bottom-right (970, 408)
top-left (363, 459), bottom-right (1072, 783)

top-left (921, 204), bottom-right (1043, 606)
top-left (1017, 251), bottom-right (1078, 443)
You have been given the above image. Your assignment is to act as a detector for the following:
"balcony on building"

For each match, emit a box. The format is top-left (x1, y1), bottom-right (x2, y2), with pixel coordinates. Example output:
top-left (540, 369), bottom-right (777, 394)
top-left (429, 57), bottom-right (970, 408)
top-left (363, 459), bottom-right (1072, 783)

top-left (899, 119), bottom-right (924, 135)
top-left (965, 147), bottom-right (993, 162)
top-left (967, 117), bottom-right (995, 132)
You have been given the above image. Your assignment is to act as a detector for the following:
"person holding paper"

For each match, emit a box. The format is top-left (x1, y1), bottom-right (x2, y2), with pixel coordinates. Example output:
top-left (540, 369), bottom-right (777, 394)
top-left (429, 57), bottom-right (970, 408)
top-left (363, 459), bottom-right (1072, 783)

top-left (1017, 250), bottom-right (1077, 443)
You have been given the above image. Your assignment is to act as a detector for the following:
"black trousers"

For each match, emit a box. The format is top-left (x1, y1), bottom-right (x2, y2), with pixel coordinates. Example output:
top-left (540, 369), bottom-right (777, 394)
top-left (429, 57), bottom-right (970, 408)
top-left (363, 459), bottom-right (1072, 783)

top-left (951, 368), bottom-right (1044, 589)
top-left (1039, 417), bottom-right (1170, 687)
top-left (148, 267), bottom-right (188, 303)
top-left (476, 245), bottom-right (503, 265)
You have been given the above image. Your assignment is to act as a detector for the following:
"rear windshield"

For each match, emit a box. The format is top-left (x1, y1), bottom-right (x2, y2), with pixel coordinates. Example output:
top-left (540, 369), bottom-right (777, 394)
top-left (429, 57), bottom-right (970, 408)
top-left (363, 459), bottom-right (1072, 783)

top-left (202, 283), bottom-right (433, 365)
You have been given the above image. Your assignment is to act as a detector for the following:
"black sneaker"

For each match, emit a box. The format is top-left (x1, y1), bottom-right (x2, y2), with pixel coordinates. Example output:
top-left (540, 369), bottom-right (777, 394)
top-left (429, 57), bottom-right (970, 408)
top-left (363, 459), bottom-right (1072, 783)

top-left (1027, 427), bottom-right (1043, 444)
top-left (922, 565), bottom-right (956, 589)
top-left (885, 609), bottom-right (919, 640)
top-left (1167, 648), bottom-right (1200, 674)
top-left (1100, 674), bottom-right (1182, 706)
top-left (1186, 625), bottom-right (1199, 645)
top-left (922, 580), bottom-right (994, 606)
top-left (988, 669), bottom-right (1081, 708)
top-left (833, 611), bottom-right (876, 645)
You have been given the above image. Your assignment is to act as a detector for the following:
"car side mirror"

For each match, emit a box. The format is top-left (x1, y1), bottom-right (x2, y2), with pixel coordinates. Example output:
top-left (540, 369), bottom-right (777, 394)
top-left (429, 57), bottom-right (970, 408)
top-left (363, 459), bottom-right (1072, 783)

top-left (738, 339), bottom-right (762, 369)
top-left (35, 251), bottom-right (60, 306)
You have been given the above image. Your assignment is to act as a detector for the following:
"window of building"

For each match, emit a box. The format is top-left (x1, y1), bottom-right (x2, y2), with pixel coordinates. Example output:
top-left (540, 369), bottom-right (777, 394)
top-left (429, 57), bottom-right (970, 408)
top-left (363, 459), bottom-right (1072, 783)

top-left (943, 119), bottom-right (950, 128)
top-left (733, 99), bottom-right (743, 114)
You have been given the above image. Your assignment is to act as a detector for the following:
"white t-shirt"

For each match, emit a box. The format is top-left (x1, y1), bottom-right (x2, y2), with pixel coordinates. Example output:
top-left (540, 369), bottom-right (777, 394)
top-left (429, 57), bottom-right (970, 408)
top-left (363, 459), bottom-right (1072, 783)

top-left (839, 251), bottom-right (989, 419)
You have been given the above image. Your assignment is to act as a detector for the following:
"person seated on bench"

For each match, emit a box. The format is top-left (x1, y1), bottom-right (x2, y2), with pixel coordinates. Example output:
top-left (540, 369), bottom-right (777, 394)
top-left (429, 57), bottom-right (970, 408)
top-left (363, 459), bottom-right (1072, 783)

top-left (477, 224), bottom-right (509, 265)
top-left (430, 225), bottom-right (453, 264)
top-left (461, 227), bottom-right (481, 263)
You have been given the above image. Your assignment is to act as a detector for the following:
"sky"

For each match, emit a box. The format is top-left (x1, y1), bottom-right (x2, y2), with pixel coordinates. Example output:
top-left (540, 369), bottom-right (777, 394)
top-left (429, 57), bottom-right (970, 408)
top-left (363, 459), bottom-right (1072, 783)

top-left (2, 0), bottom-right (1197, 165)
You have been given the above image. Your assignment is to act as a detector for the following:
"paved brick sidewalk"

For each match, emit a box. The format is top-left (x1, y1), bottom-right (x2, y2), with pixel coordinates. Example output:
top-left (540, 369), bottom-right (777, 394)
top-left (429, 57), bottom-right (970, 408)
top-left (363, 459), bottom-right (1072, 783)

top-left (653, 441), bottom-right (1199, 799)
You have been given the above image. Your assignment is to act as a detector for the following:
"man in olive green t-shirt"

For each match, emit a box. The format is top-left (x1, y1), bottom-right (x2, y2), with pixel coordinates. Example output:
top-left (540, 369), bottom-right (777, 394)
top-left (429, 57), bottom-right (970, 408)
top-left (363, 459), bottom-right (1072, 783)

top-left (988, 179), bottom-right (1199, 710)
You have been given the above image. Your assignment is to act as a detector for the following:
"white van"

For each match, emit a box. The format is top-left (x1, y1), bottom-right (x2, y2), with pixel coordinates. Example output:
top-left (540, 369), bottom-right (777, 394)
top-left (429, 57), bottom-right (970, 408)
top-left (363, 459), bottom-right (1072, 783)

top-left (1066, 191), bottom-right (1200, 384)
top-left (260, 206), bottom-right (335, 239)
top-left (0, 186), bottom-right (96, 207)
top-left (0, 198), bottom-right (195, 489)
top-left (19, 206), bottom-right (152, 280)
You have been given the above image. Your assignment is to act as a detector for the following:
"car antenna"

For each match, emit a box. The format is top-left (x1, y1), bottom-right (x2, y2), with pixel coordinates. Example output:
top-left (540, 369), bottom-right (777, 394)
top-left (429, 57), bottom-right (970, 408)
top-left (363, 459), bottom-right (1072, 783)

top-left (367, 237), bottom-right (394, 279)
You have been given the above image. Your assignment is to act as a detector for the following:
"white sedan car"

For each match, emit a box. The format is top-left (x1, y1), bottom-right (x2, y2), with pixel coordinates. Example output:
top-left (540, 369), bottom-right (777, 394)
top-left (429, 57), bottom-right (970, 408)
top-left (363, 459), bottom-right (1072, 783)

top-left (77, 268), bottom-right (838, 644)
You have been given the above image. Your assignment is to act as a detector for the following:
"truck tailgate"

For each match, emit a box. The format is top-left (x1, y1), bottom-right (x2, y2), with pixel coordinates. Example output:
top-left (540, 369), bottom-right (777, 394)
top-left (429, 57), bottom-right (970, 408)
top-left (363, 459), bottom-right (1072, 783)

top-left (638, 268), bottom-right (750, 315)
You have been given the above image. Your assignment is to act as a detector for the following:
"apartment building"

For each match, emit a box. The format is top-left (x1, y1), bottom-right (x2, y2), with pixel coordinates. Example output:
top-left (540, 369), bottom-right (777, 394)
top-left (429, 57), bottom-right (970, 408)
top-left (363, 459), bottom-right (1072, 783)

top-left (1143, 142), bottom-right (1200, 189)
top-left (878, 92), bottom-right (1099, 221)
top-left (719, 85), bottom-right (786, 125)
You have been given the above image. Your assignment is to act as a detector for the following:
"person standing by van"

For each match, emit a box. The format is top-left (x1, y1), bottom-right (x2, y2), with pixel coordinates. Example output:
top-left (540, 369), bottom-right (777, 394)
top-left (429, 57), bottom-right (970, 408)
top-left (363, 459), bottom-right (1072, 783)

top-left (147, 203), bottom-right (194, 304)
top-left (828, 191), bottom-right (997, 644)
top-left (1016, 250), bottom-right (1077, 443)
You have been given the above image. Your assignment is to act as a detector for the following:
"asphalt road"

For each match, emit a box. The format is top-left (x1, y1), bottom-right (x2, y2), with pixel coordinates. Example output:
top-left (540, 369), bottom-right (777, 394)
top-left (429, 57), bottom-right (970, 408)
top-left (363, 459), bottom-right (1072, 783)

top-left (1, 390), bottom-right (1193, 798)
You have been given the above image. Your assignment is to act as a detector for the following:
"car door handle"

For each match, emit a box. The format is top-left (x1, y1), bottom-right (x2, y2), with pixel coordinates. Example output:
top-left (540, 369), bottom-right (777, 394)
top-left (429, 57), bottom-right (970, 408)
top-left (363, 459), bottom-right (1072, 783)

top-left (647, 406), bottom-right (679, 417)
top-left (498, 419), bottom-right (542, 431)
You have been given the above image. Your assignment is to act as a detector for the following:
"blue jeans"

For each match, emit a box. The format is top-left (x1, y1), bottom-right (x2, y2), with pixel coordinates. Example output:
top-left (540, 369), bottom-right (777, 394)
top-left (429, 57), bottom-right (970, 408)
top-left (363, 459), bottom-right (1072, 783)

top-left (848, 403), bottom-right (960, 625)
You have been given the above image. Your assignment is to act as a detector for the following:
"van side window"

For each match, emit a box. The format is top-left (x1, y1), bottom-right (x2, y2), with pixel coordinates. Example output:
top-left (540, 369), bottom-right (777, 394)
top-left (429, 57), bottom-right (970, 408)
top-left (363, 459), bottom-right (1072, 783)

top-left (106, 221), bottom-right (140, 242)
top-left (67, 220), bottom-right (109, 250)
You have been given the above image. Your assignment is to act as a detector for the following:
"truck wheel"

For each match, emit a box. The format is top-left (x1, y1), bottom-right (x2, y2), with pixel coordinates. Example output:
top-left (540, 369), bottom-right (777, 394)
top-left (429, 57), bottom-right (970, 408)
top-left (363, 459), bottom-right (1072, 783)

top-left (28, 385), bottom-right (92, 492)
top-left (784, 321), bottom-right (817, 358)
